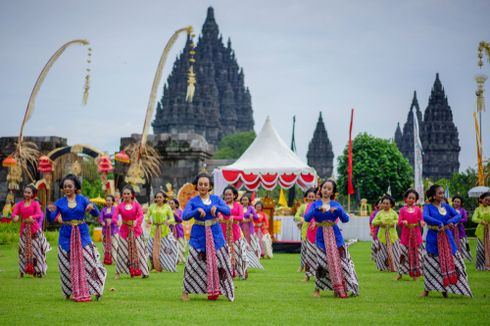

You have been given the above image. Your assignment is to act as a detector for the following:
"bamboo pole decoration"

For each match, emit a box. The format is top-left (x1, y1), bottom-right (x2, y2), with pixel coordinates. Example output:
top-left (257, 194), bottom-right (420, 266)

top-left (19, 39), bottom-right (91, 145)
top-left (125, 26), bottom-right (196, 192)
top-left (140, 26), bottom-right (195, 148)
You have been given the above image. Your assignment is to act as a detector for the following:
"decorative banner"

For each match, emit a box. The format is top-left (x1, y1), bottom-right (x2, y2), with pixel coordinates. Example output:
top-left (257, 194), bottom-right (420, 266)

top-left (474, 112), bottom-right (485, 186)
top-left (413, 110), bottom-right (424, 204)
top-left (347, 108), bottom-right (355, 195)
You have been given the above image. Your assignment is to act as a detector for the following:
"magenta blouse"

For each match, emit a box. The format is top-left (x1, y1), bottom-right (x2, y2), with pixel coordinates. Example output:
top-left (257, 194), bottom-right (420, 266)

top-left (220, 202), bottom-right (243, 242)
top-left (113, 201), bottom-right (143, 240)
top-left (12, 200), bottom-right (43, 235)
top-left (398, 206), bottom-right (424, 247)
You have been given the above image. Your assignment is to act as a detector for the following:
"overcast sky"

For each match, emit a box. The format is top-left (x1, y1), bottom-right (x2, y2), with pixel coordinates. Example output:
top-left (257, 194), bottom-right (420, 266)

top-left (1, 0), bottom-right (489, 174)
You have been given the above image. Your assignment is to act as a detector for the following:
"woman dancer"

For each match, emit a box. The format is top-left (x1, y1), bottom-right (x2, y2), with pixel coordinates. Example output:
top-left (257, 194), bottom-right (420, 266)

top-left (181, 173), bottom-right (234, 301)
top-left (114, 185), bottom-right (149, 279)
top-left (294, 189), bottom-right (316, 273)
top-left (12, 184), bottom-right (51, 277)
top-left (47, 174), bottom-right (106, 302)
top-left (372, 196), bottom-right (401, 273)
top-left (473, 192), bottom-right (490, 271)
top-left (219, 185), bottom-right (248, 280)
top-left (240, 195), bottom-right (264, 270)
top-left (397, 189), bottom-right (425, 280)
top-left (421, 184), bottom-right (472, 297)
top-left (254, 201), bottom-right (273, 259)
top-left (168, 198), bottom-right (186, 264)
top-left (451, 195), bottom-right (472, 262)
top-left (99, 194), bottom-right (119, 265)
top-left (305, 179), bottom-right (359, 298)
top-left (145, 191), bottom-right (178, 272)
top-left (369, 199), bottom-right (384, 270)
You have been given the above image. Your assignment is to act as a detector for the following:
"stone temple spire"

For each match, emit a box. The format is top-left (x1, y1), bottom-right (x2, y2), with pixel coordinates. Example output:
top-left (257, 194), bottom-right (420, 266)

top-left (394, 122), bottom-right (403, 149)
top-left (396, 90), bottom-right (423, 167)
top-left (152, 7), bottom-right (254, 148)
top-left (420, 73), bottom-right (460, 179)
top-left (307, 112), bottom-right (334, 179)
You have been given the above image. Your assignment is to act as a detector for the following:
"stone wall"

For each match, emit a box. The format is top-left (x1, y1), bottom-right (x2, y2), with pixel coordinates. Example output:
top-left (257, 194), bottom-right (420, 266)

top-left (116, 133), bottom-right (213, 202)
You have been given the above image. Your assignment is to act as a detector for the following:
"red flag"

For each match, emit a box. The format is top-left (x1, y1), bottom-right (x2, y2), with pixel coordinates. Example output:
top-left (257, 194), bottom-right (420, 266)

top-left (347, 108), bottom-right (355, 195)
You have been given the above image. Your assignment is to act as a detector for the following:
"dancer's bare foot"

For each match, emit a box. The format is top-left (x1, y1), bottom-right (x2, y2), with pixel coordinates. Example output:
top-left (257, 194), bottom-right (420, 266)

top-left (303, 275), bottom-right (310, 282)
top-left (442, 292), bottom-right (448, 298)
top-left (181, 292), bottom-right (190, 301)
top-left (114, 273), bottom-right (120, 280)
top-left (297, 266), bottom-right (303, 273)
top-left (313, 290), bottom-right (320, 298)
top-left (419, 290), bottom-right (429, 297)
top-left (395, 274), bottom-right (402, 281)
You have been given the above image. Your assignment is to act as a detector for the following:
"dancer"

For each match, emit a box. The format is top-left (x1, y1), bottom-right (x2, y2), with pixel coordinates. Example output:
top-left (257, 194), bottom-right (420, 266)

top-left (451, 195), bottom-right (472, 262)
top-left (369, 199), bottom-right (384, 270)
top-left (305, 179), bottom-right (359, 298)
top-left (99, 194), bottom-right (119, 265)
top-left (397, 189), bottom-right (425, 280)
top-left (47, 174), bottom-right (106, 302)
top-left (421, 184), bottom-right (472, 297)
top-left (240, 194), bottom-right (263, 270)
top-left (219, 185), bottom-right (248, 280)
top-left (114, 185), bottom-right (149, 279)
top-left (294, 189), bottom-right (316, 273)
top-left (11, 184), bottom-right (51, 277)
top-left (372, 195), bottom-right (401, 273)
top-left (145, 191), bottom-right (178, 272)
top-left (168, 198), bottom-right (186, 264)
top-left (254, 201), bottom-right (273, 259)
top-left (181, 173), bottom-right (234, 301)
top-left (473, 192), bottom-right (490, 271)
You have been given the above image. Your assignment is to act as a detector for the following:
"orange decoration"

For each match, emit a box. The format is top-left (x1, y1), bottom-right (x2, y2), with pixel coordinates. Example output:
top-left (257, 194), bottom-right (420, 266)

top-left (2, 155), bottom-right (17, 168)
top-left (115, 150), bottom-right (130, 164)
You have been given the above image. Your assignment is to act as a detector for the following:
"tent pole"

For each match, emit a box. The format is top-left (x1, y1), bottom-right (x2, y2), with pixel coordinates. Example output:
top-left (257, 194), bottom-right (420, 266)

top-left (348, 195), bottom-right (351, 213)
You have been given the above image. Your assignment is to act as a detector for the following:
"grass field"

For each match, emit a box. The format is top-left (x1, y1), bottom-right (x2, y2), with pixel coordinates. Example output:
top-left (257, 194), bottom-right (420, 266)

top-left (0, 239), bottom-right (489, 325)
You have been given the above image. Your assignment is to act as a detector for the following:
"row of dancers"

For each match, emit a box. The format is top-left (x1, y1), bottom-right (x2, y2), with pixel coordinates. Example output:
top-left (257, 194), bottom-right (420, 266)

top-left (9, 174), bottom-right (490, 301)
top-left (9, 173), bottom-right (274, 302)
top-left (297, 184), bottom-right (490, 298)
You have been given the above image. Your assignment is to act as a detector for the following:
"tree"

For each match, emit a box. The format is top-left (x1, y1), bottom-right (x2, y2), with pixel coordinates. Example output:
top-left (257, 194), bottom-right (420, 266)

top-left (212, 131), bottom-right (256, 159)
top-left (337, 133), bottom-right (413, 203)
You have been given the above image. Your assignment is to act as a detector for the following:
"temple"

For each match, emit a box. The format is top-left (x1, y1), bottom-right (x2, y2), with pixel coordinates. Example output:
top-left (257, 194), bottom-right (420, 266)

top-left (152, 7), bottom-right (254, 147)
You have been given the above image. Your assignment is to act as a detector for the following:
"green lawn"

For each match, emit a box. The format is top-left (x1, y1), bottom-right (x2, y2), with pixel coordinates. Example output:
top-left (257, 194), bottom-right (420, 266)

top-left (0, 240), bottom-right (489, 325)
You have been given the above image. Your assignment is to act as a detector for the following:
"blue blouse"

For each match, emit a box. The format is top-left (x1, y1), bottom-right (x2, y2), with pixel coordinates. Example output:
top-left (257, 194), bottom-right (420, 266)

top-left (47, 195), bottom-right (100, 252)
top-left (423, 203), bottom-right (461, 256)
top-left (183, 195), bottom-right (231, 251)
top-left (304, 200), bottom-right (349, 250)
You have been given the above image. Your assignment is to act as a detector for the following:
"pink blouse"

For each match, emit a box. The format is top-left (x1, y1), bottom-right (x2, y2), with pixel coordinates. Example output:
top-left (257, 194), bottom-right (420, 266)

top-left (12, 200), bottom-right (43, 235)
top-left (113, 201), bottom-right (144, 240)
top-left (398, 206), bottom-right (423, 246)
top-left (305, 203), bottom-right (318, 243)
top-left (220, 201), bottom-right (243, 242)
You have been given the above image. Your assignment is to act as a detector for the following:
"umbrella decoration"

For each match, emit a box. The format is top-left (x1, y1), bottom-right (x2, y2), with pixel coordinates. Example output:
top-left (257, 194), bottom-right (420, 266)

top-left (97, 154), bottom-right (113, 194)
top-left (3, 39), bottom-right (92, 191)
top-left (122, 26), bottom-right (196, 192)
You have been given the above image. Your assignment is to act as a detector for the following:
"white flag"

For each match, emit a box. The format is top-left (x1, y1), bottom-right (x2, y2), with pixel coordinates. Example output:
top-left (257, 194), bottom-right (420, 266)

top-left (413, 112), bottom-right (424, 204)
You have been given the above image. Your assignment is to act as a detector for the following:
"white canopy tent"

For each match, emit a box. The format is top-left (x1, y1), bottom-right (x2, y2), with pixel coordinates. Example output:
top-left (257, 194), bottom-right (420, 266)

top-left (214, 116), bottom-right (317, 195)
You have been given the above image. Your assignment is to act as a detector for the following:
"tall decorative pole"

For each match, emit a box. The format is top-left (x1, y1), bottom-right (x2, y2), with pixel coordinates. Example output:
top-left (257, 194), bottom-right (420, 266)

top-left (120, 26), bottom-right (196, 193)
top-left (2, 39), bottom-right (91, 191)
top-left (475, 41), bottom-right (489, 186)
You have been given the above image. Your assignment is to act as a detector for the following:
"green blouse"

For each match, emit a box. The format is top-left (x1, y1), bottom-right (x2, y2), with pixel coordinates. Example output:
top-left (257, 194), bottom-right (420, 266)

top-left (144, 203), bottom-right (174, 237)
top-left (372, 209), bottom-right (399, 244)
top-left (294, 203), bottom-right (309, 240)
top-left (472, 205), bottom-right (490, 242)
